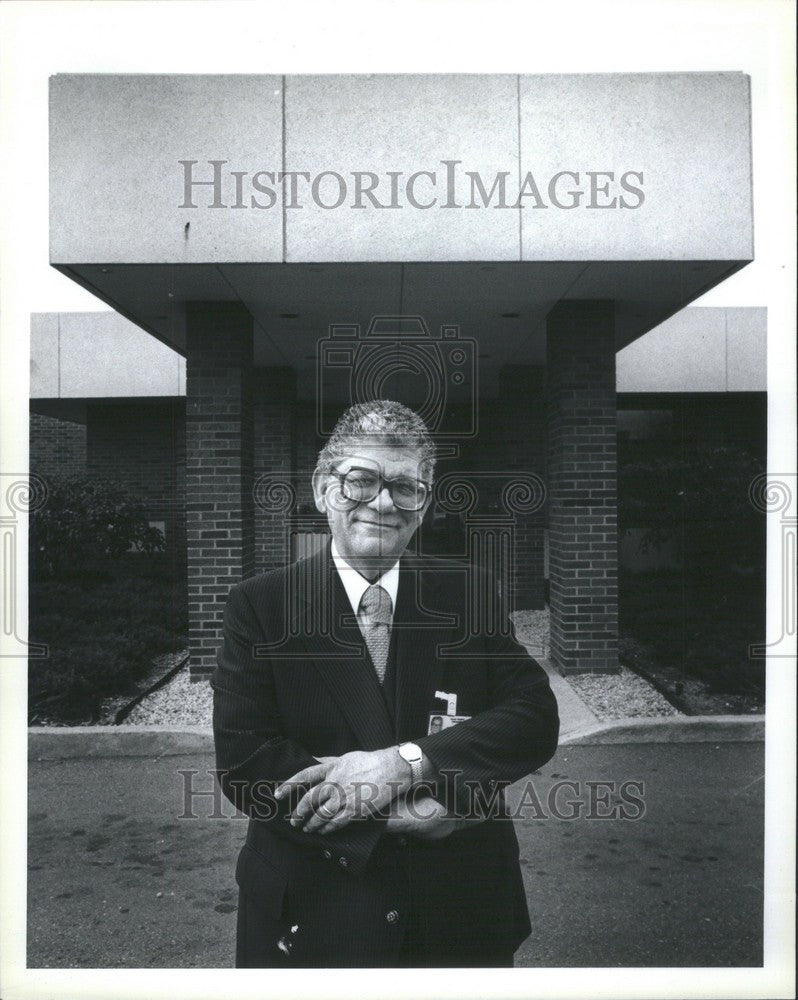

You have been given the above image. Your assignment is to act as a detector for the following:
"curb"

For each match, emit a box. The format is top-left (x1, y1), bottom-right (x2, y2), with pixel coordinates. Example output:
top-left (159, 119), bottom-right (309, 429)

top-left (28, 726), bottom-right (214, 760)
top-left (28, 714), bottom-right (765, 760)
top-left (560, 714), bottom-right (764, 745)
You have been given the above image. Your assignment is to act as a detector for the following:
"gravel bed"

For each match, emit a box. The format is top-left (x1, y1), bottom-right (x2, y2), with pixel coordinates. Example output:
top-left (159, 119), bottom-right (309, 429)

top-left (509, 609), bottom-right (550, 659)
top-left (511, 608), bottom-right (681, 720)
top-left (124, 666), bottom-right (213, 726)
top-left (93, 649), bottom-right (189, 725)
top-left (567, 666), bottom-right (680, 720)
top-left (122, 609), bottom-right (680, 726)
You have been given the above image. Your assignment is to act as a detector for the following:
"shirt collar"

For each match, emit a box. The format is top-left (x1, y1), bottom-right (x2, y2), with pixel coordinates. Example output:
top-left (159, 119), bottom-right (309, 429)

top-left (331, 539), bottom-right (400, 615)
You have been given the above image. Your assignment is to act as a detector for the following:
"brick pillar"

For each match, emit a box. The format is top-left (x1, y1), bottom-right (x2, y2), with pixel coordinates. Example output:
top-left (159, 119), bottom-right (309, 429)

top-left (186, 303), bottom-right (254, 680)
top-left (253, 367), bottom-right (296, 573)
top-left (546, 300), bottom-right (619, 674)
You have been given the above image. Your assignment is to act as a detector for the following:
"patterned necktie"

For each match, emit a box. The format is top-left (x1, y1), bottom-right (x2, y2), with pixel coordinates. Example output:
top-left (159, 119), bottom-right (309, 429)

top-left (358, 584), bottom-right (393, 683)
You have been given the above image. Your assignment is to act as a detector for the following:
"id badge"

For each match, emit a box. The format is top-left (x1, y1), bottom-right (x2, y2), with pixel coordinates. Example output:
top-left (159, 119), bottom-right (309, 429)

top-left (427, 713), bottom-right (470, 734)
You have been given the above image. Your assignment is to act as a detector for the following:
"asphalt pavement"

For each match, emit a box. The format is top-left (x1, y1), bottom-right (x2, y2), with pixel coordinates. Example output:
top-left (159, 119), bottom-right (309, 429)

top-left (27, 740), bottom-right (764, 969)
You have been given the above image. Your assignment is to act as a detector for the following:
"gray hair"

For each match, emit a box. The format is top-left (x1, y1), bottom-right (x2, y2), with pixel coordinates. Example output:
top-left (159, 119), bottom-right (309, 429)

top-left (316, 400), bottom-right (436, 480)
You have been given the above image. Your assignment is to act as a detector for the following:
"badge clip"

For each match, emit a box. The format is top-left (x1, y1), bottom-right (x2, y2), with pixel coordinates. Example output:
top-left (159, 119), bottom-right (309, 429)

top-left (434, 690), bottom-right (457, 716)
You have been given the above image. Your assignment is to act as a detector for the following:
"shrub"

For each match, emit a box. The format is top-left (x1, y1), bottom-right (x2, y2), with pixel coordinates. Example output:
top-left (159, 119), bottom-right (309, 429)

top-left (29, 554), bottom-right (187, 723)
top-left (619, 443), bottom-right (765, 574)
top-left (619, 567), bottom-right (765, 699)
top-left (618, 441), bottom-right (766, 700)
top-left (30, 476), bottom-right (165, 580)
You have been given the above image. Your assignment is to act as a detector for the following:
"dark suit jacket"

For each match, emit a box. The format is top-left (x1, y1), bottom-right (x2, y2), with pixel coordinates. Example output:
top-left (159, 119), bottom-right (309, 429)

top-left (212, 541), bottom-right (559, 967)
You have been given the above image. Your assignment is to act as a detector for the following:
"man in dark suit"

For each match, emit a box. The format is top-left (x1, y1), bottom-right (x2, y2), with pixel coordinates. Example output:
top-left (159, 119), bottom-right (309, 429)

top-left (212, 399), bottom-right (559, 967)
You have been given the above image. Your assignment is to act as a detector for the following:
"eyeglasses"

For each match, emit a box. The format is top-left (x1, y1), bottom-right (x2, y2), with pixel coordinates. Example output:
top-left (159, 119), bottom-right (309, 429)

top-left (332, 466), bottom-right (431, 512)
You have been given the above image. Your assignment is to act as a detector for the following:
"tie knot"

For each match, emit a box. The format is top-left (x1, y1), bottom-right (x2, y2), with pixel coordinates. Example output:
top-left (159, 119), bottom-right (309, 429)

top-left (359, 583), bottom-right (392, 625)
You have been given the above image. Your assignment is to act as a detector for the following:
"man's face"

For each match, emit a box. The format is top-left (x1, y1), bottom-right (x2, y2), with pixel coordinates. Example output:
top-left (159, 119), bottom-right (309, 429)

top-left (313, 442), bottom-right (431, 572)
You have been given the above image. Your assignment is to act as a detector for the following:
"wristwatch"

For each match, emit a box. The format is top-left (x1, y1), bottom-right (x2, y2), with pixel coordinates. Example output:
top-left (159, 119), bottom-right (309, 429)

top-left (397, 742), bottom-right (424, 787)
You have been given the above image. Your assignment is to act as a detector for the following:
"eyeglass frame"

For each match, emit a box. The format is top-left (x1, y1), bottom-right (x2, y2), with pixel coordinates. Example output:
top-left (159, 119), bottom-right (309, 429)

top-left (330, 465), bottom-right (433, 512)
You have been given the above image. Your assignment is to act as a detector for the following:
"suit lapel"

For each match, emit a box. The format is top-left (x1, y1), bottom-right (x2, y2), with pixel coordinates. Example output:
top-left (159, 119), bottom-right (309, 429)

top-left (392, 555), bottom-right (454, 743)
top-left (291, 542), bottom-right (395, 751)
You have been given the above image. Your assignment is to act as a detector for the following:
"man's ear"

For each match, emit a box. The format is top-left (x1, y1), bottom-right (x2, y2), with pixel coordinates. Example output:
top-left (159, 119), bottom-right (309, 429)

top-left (311, 469), bottom-right (328, 513)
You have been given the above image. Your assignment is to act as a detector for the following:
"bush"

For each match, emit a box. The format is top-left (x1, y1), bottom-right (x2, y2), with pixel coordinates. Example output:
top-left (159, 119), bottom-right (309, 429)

top-left (29, 554), bottom-right (187, 723)
top-left (619, 443), bottom-right (764, 574)
top-left (618, 442), bottom-right (765, 699)
top-left (619, 567), bottom-right (765, 699)
top-left (30, 476), bottom-right (165, 580)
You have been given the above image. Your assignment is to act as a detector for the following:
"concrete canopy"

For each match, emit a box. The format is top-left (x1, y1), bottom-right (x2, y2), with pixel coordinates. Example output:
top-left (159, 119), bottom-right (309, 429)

top-left (49, 73), bottom-right (754, 396)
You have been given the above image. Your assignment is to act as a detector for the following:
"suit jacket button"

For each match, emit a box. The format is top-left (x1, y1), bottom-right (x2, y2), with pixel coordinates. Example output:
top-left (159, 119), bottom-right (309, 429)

top-left (386, 909), bottom-right (399, 924)
top-left (397, 836), bottom-right (408, 848)
top-left (322, 849), bottom-right (332, 860)
top-left (338, 856), bottom-right (349, 868)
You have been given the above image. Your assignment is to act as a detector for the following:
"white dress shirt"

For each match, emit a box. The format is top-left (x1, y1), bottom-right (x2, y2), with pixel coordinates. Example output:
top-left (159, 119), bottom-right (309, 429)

top-left (331, 539), bottom-right (400, 622)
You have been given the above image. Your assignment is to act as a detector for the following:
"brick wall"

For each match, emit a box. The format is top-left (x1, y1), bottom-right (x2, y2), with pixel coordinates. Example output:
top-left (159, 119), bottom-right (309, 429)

top-left (87, 400), bottom-right (186, 569)
top-left (290, 401), bottom-right (336, 555)
top-left (29, 411), bottom-right (87, 479)
top-left (294, 401), bottom-right (323, 509)
top-left (547, 301), bottom-right (619, 674)
top-left (186, 303), bottom-right (254, 679)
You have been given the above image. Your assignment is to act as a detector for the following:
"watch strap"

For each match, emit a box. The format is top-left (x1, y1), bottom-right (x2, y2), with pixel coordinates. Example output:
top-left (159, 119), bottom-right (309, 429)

top-left (399, 742), bottom-right (423, 786)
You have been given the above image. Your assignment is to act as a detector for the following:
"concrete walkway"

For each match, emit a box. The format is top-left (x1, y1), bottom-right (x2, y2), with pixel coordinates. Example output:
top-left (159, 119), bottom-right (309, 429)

top-left (541, 660), bottom-right (601, 739)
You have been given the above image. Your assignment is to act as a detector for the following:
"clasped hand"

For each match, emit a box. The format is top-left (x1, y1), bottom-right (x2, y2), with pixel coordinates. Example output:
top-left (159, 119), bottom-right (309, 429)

top-left (274, 748), bottom-right (409, 835)
top-left (273, 748), bottom-right (459, 840)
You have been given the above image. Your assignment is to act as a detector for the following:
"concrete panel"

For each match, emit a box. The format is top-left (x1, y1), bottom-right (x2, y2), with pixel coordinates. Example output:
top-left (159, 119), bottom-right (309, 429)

top-left (50, 75), bottom-right (283, 264)
top-left (519, 74), bottom-right (753, 261)
top-left (30, 314), bottom-right (60, 397)
top-left (51, 73), bottom-right (753, 266)
top-left (727, 307), bottom-right (767, 391)
top-left (284, 75), bottom-right (520, 261)
top-left (617, 309), bottom-right (727, 392)
top-left (58, 313), bottom-right (182, 397)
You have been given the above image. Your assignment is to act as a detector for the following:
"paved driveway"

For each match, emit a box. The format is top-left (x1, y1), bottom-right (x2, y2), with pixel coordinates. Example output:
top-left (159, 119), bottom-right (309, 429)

top-left (27, 741), bottom-right (763, 968)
